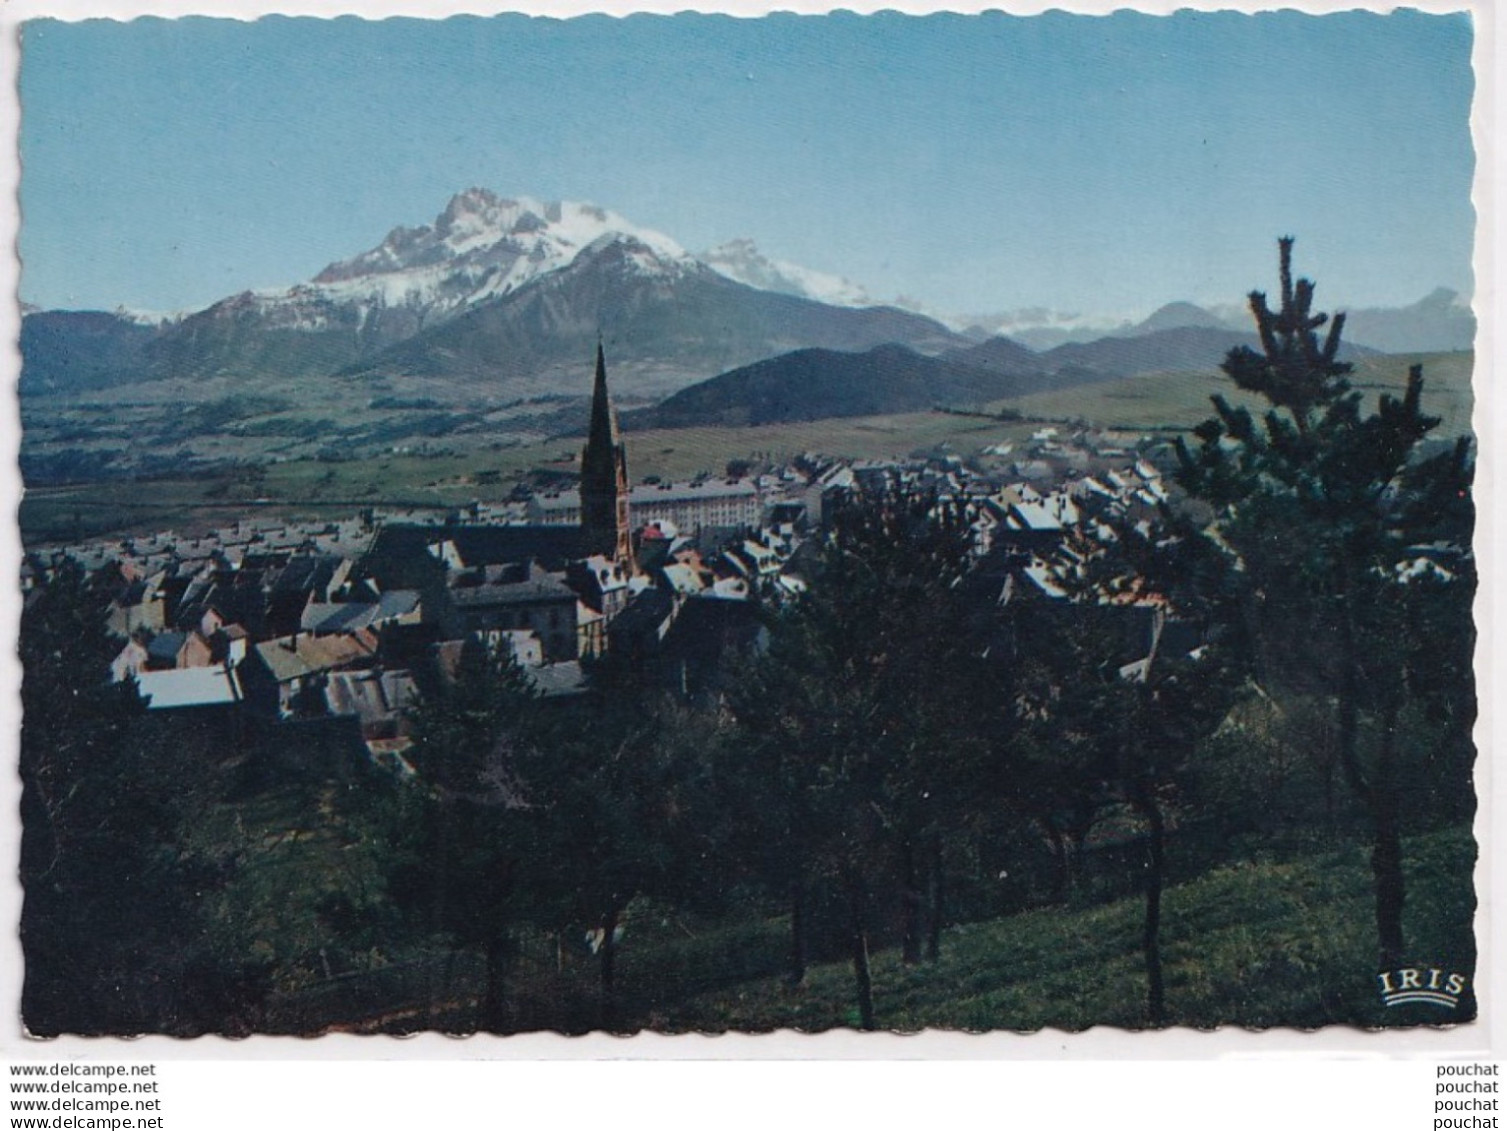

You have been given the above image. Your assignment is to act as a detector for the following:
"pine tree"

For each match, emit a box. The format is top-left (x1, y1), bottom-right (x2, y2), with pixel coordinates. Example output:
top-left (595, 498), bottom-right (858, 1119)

top-left (1002, 541), bottom-right (1240, 1026)
top-left (724, 487), bottom-right (985, 1025)
top-left (401, 637), bottom-right (539, 1030)
top-left (1177, 237), bottom-right (1474, 971)
top-left (18, 561), bottom-right (216, 1033)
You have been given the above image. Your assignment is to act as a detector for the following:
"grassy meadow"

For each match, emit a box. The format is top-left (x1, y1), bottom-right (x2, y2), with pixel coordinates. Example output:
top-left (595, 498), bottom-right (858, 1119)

top-left (992, 350), bottom-right (1475, 437)
top-left (20, 349), bottom-right (1472, 549)
top-left (19, 412), bottom-right (1043, 545)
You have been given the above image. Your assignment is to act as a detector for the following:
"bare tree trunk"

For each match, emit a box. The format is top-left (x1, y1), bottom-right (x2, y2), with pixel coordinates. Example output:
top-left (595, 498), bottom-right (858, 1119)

top-left (1372, 702), bottom-right (1406, 971)
top-left (847, 880), bottom-right (876, 1031)
top-left (429, 807), bottom-right (452, 1020)
top-left (926, 830), bottom-right (943, 963)
top-left (901, 839), bottom-right (922, 966)
top-left (1045, 823), bottom-right (1067, 902)
top-left (1135, 792), bottom-right (1167, 1027)
top-left (599, 906), bottom-right (619, 1026)
top-left (1069, 826), bottom-right (1088, 898)
top-left (1337, 686), bottom-right (1363, 797)
top-left (1337, 605), bottom-right (1407, 971)
top-left (482, 937), bottom-right (510, 1033)
top-left (1336, 594), bottom-right (1367, 800)
top-left (789, 881), bottom-right (808, 986)
top-left (1322, 730), bottom-right (1338, 836)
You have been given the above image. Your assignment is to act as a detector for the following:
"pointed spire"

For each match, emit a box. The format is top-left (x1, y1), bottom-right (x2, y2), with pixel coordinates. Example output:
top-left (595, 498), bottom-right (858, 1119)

top-left (588, 339), bottom-right (620, 450)
top-left (580, 345), bottom-right (635, 570)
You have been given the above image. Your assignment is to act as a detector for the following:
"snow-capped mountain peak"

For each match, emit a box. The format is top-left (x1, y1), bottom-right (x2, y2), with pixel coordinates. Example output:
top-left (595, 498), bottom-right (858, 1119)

top-left (311, 189), bottom-right (689, 293)
top-left (221, 189), bottom-right (700, 338)
top-left (700, 238), bottom-right (873, 308)
top-left (580, 231), bottom-right (694, 274)
top-left (111, 305), bottom-right (188, 328)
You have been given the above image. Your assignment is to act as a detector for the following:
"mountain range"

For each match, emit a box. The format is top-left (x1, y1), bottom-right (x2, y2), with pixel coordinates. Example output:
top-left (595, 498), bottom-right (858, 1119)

top-left (21, 188), bottom-right (1474, 408)
top-left (965, 290), bottom-right (1475, 354)
top-left (631, 321), bottom-right (1392, 432)
top-left (638, 344), bottom-right (1035, 429)
top-left (22, 189), bottom-right (965, 399)
top-left (329, 232), bottom-right (963, 400)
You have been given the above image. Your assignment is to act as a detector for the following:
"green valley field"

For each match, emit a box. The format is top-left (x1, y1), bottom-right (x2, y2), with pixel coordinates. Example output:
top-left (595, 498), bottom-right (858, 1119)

top-left (19, 350), bottom-right (1472, 547)
top-left (989, 349), bottom-right (1475, 437)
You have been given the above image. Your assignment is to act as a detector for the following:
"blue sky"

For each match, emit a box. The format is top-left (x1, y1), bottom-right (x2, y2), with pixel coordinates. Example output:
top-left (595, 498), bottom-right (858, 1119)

top-left (18, 10), bottom-right (1475, 319)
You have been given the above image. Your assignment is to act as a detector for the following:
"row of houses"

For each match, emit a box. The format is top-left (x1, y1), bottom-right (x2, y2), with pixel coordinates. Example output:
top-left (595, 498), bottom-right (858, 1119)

top-left (34, 496), bottom-right (811, 775)
top-left (29, 425), bottom-right (1189, 779)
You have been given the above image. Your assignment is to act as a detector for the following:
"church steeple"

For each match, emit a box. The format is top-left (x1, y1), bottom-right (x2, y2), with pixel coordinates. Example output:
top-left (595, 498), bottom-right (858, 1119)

top-left (580, 343), bottom-right (634, 568)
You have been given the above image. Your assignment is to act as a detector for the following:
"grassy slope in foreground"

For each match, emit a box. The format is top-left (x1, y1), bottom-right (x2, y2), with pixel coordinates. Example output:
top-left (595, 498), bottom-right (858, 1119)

top-left (607, 827), bottom-right (1474, 1032)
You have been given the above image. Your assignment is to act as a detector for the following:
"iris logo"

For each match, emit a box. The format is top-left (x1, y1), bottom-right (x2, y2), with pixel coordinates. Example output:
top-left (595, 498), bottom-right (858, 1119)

top-left (1377, 967), bottom-right (1468, 1009)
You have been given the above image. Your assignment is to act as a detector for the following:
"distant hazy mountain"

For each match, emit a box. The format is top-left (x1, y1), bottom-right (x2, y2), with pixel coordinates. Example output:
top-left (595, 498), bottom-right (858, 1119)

top-left (1038, 324), bottom-right (1376, 379)
top-left (699, 238), bottom-right (874, 308)
top-left (958, 293), bottom-right (1471, 355)
top-left (970, 303), bottom-right (1226, 350)
top-left (1119, 302), bottom-right (1228, 336)
top-left (639, 343), bottom-right (1040, 428)
top-left (1210, 290), bottom-right (1476, 354)
top-left (1342, 288), bottom-right (1475, 354)
top-left (19, 310), bottom-right (162, 395)
top-left (1041, 327), bottom-right (1265, 378)
top-left (943, 334), bottom-right (1046, 377)
top-left (954, 308), bottom-right (1129, 351)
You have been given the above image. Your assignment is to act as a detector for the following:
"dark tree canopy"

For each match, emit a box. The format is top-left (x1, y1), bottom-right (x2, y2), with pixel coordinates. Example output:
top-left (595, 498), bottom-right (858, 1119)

top-left (1177, 237), bottom-right (1474, 971)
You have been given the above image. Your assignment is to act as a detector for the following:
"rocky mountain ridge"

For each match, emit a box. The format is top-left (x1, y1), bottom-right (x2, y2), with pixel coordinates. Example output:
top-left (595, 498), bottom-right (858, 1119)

top-left (22, 188), bottom-right (1473, 401)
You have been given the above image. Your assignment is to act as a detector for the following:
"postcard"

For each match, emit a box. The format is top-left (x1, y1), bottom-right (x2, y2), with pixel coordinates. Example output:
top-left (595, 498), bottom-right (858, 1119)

top-left (4, 1), bottom-right (1489, 1053)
